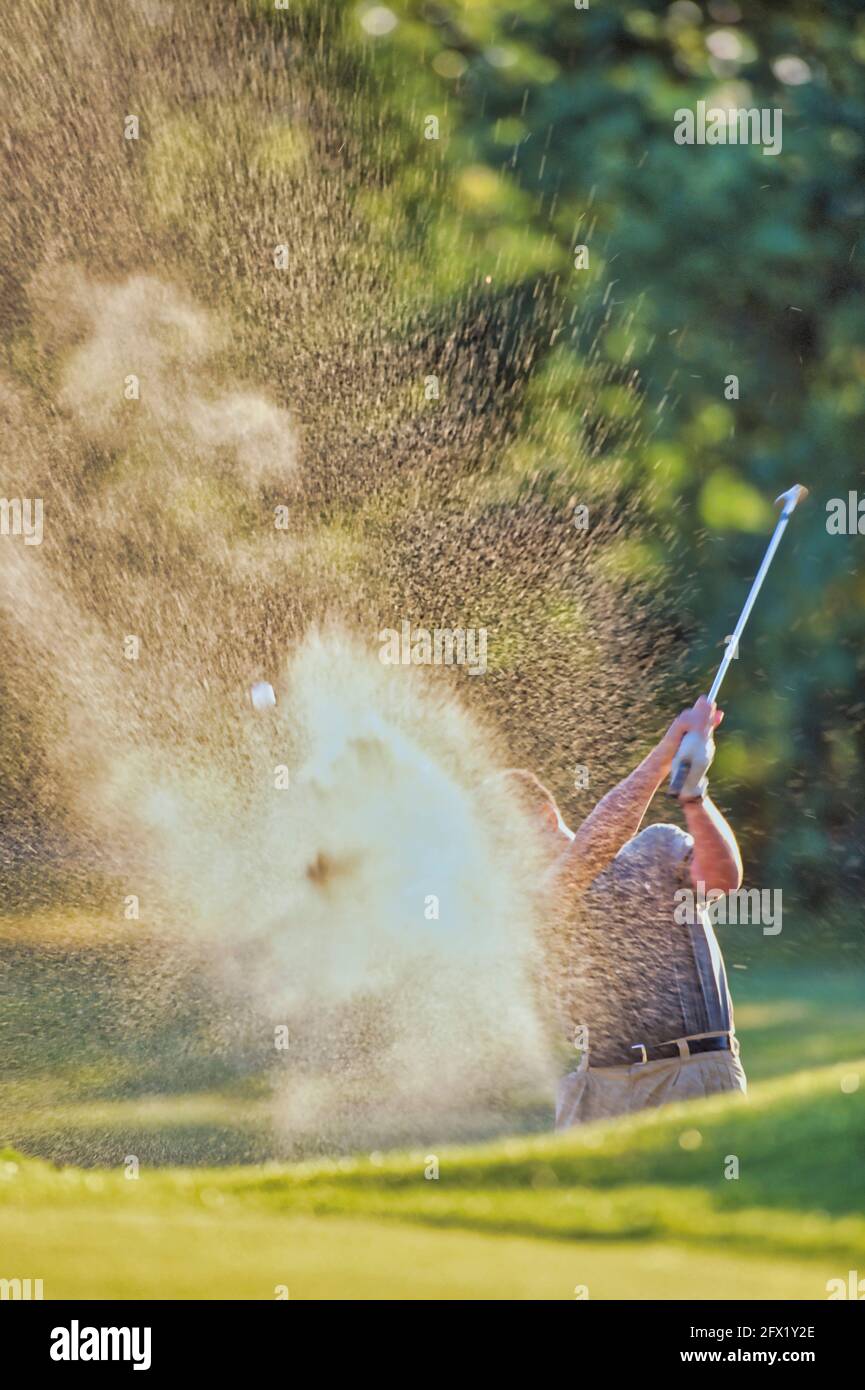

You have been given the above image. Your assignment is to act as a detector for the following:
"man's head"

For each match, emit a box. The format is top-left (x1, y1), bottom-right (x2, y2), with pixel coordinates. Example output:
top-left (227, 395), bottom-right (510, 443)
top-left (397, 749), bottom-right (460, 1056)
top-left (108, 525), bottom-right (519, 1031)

top-left (486, 768), bottom-right (574, 842)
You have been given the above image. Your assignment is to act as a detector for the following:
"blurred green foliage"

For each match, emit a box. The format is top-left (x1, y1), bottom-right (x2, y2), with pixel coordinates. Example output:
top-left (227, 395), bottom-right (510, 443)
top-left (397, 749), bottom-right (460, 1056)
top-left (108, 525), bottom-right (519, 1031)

top-left (336, 0), bottom-right (865, 912)
top-left (1, 0), bottom-right (862, 928)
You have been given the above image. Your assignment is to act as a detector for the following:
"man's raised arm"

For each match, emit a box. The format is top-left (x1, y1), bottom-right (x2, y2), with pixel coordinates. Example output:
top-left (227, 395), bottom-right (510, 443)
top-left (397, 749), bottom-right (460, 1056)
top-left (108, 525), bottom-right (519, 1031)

top-left (553, 696), bottom-right (723, 892)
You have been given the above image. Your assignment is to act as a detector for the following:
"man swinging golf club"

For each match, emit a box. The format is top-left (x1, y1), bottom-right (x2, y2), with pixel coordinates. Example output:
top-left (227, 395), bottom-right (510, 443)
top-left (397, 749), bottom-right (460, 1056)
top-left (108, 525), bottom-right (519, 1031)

top-left (514, 484), bottom-right (807, 1125)
top-left (512, 693), bottom-right (747, 1127)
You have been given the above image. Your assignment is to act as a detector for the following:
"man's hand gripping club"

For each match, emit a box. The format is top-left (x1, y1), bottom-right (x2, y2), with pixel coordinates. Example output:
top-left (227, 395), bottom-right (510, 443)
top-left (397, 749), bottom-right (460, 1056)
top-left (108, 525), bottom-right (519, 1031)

top-left (667, 695), bottom-right (721, 800)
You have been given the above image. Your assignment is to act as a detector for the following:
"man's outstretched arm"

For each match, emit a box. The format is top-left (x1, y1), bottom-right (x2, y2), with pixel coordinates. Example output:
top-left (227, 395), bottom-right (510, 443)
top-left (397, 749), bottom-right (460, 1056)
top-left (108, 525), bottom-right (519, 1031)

top-left (553, 696), bottom-right (722, 892)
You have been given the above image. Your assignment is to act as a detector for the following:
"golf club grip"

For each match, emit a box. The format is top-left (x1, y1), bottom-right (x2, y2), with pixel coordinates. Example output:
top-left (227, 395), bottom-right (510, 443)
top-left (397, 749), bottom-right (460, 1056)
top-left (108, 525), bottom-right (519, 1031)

top-left (668, 754), bottom-right (691, 796)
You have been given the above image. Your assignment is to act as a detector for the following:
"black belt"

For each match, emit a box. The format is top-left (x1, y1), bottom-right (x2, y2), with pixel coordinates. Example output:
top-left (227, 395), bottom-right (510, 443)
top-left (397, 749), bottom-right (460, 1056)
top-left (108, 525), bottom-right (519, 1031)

top-left (638, 1035), bottom-right (731, 1063)
top-left (591, 1035), bottom-right (733, 1068)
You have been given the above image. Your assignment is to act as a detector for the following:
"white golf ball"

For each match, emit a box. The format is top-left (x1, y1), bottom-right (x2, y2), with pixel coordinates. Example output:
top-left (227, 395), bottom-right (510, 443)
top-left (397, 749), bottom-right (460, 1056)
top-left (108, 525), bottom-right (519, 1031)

top-left (250, 681), bottom-right (276, 711)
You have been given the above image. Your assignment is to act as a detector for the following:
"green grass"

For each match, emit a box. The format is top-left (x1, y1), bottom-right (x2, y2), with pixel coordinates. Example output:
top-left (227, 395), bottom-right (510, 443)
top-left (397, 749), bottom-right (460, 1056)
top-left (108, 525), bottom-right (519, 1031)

top-left (0, 1209), bottom-right (837, 1301)
top-left (1, 1056), bottom-right (861, 1299)
top-left (2, 945), bottom-right (863, 1298)
top-left (731, 964), bottom-right (865, 1080)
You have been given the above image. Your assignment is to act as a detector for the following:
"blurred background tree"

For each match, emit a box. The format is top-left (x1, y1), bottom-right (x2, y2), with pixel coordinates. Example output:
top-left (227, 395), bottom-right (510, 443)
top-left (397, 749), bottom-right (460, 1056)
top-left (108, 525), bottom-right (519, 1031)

top-left (1, 0), bottom-right (862, 942)
top-left (332, 0), bottom-right (865, 926)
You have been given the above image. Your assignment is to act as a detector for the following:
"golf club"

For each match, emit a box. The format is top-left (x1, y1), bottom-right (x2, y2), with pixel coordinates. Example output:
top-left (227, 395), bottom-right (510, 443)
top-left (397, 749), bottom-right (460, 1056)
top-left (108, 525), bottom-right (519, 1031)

top-left (669, 483), bottom-right (809, 797)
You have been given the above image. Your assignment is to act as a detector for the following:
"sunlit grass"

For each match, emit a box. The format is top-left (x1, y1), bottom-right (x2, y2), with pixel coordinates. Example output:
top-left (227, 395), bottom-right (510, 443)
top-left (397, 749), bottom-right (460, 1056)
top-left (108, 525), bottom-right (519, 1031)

top-left (0, 1056), bottom-right (861, 1298)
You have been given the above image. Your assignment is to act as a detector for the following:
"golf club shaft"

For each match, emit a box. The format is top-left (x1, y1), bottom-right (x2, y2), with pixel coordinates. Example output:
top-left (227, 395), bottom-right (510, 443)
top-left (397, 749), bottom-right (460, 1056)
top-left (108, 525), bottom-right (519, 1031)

top-left (707, 504), bottom-right (797, 704)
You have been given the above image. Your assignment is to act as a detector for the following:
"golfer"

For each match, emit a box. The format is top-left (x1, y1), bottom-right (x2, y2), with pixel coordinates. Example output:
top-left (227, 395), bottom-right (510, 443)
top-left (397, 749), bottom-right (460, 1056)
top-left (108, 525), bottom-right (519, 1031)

top-left (512, 695), bottom-right (747, 1126)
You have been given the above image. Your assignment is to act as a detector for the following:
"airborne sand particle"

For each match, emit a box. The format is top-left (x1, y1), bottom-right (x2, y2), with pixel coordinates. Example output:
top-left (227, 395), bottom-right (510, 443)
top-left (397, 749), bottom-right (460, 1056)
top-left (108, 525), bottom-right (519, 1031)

top-left (0, 0), bottom-right (665, 1158)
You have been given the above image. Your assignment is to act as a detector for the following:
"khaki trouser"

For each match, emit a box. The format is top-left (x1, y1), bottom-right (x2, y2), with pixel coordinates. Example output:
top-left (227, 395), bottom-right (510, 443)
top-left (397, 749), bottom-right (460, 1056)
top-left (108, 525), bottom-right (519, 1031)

top-left (555, 1047), bottom-right (747, 1130)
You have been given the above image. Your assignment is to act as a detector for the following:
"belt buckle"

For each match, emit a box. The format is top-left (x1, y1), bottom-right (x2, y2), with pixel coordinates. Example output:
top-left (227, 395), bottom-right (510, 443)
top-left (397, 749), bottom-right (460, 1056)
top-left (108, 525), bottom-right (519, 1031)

top-left (630, 1043), bottom-right (648, 1065)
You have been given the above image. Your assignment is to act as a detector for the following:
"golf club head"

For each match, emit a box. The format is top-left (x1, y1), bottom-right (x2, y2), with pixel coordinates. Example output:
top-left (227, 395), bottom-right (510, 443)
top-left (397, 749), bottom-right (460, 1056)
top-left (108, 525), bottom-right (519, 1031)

top-left (775, 484), bottom-right (809, 517)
